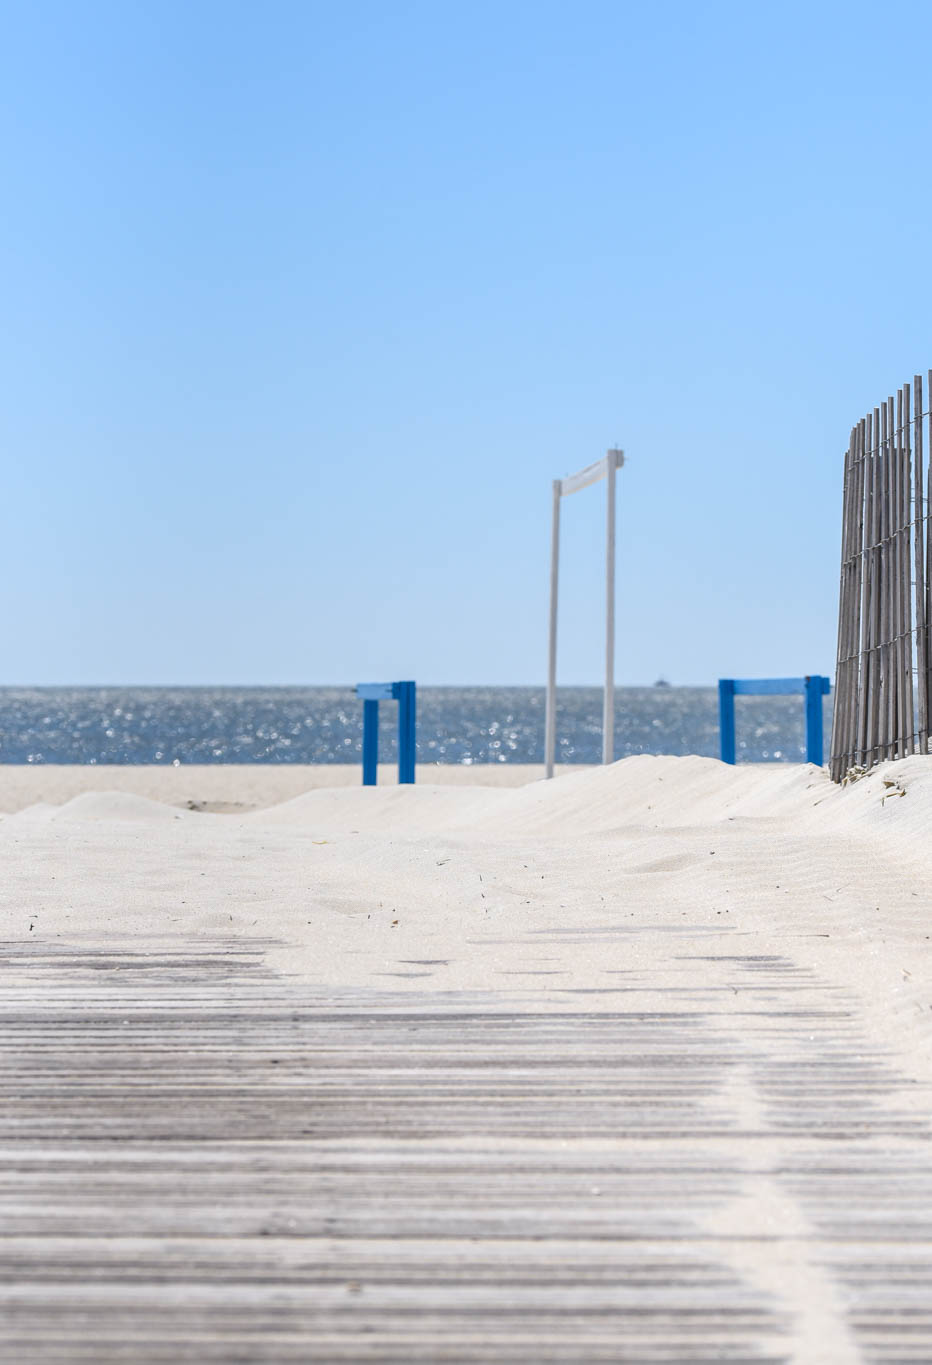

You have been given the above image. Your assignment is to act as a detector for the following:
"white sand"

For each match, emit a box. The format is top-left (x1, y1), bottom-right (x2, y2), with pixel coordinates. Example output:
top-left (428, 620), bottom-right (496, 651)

top-left (0, 762), bottom-right (571, 813)
top-left (1, 753), bottom-right (930, 1081)
top-left (6, 752), bottom-right (931, 1360)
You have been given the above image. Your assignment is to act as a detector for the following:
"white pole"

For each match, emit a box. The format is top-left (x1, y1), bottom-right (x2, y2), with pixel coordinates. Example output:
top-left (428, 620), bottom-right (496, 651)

top-left (603, 452), bottom-right (616, 764)
top-left (545, 478), bottom-right (561, 779)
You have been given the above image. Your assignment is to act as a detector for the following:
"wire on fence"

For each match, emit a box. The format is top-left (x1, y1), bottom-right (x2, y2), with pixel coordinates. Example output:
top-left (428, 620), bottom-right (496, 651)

top-left (830, 373), bottom-right (932, 780)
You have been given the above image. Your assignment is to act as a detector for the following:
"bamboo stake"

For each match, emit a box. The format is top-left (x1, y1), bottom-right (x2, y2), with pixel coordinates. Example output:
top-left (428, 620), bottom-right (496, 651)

top-left (849, 417), bottom-right (866, 768)
top-left (926, 367), bottom-right (932, 747)
top-left (893, 389), bottom-right (905, 756)
top-left (856, 417), bottom-right (873, 766)
top-left (878, 401), bottom-right (891, 758)
top-left (916, 374), bottom-right (928, 752)
top-left (867, 409), bottom-right (882, 765)
top-left (928, 370), bottom-right (932, 734)
top-left (831, 431), bottom-right (847, 777)
top-left (842, 423), bottom-right (864, 772)
top-left (831, 429), bottom-right (856, 779)
top-left (895, 395), bottom-right (903, 756)
top-left (882, 397), bottom-right (890, 757)
top-left (894, 395), bottom-right (904, 754)
top-left (891, 393), bottom-right (904, 756)
top-left (901, 385), bottom-right (915, 754)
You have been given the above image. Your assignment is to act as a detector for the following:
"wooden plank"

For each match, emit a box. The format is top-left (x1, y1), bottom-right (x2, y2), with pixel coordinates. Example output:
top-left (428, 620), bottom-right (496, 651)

top-left (831, 428), bottom-right (858, 778)
top-left (915, 375), bottom-right (929, 752)
top-left (892, 390), bottom-right (902, 757)
top-left (886, 397), bottom-right (898, 757)
top-left (892, 393), bottom-right (905, 756)
top-left (867, 409), bottom-right (883, 765)
top-left (928, 368), bottom-right (932, 746)
top-left (846, 420), bottom-right (867, 771)
top-left (899, 390), bottom-right (912, 752)
top-left (829, 432), bottom-right (852, 781)
top-left (4, 935), bottom-right (932, 1360)
top-left (893, 389), bottom-right (906, 756)
top-left (928, 366), bottom-right (932, 742)
top-left (901, 386), bottom-right (915, 753)
top-left (878, 401), bottom-right (891, 759)
top-left (874, 402), bottom-right (885, 765)
top-left (860, 412), bottom-right (873, 767)
top-left (851, 420), bottom-right (873, 769)
top-left (852, 417), bottom-right (869, 766)
top-left (856, 415), bottom-right (874, 767)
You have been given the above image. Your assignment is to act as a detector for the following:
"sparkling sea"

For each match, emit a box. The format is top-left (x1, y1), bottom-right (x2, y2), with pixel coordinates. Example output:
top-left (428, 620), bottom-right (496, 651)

top-left (0, 687), bottom-right (833, 766)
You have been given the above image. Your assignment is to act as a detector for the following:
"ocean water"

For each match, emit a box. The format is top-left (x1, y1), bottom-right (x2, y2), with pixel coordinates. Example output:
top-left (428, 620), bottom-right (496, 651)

top-left (0, 687), bottom-right (833, 766)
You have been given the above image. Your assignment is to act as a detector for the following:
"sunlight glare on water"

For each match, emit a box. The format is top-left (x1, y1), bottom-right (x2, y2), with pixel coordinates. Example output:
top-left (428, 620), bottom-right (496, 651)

top-left (0, 687), bottom-right (832, 766)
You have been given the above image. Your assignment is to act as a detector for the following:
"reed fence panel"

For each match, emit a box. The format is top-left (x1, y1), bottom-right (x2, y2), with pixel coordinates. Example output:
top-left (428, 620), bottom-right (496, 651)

top-left (830, 373), bottom-right (932, 779)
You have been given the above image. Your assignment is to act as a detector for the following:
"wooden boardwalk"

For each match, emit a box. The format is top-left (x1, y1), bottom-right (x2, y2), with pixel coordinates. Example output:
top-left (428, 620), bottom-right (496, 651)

top-left (1, 934), bottom-right (932, 1361)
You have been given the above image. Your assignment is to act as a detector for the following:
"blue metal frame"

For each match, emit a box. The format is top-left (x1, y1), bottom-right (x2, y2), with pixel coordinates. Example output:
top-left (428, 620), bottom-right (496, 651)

top-left (718, 675), bottom-right (831, 766)
top-left (356, 681), bottom-right (416, 785)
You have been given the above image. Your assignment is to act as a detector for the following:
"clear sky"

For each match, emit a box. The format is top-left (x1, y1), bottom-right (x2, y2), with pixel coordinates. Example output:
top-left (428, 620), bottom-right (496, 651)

top-left (2, 0), bottom-right (930, 686)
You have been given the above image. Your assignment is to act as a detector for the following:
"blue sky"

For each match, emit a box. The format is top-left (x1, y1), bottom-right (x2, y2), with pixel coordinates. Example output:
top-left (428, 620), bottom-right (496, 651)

top-left (1, 0), bottom-right (930, 686)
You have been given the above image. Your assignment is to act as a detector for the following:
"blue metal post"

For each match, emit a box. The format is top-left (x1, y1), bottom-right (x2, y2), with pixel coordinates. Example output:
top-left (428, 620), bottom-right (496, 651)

top-left (719, 679), bottom-right (736, 765)
top-left (395, 681), bottom-right (416, 784)
top-left (804, 675), bottom-right (829, 767)
top-left (362, 699), bottom-right (379, 786)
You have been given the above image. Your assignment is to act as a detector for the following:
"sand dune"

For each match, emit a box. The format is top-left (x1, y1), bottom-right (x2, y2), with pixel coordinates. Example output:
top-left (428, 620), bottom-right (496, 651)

top-left (0, 755), bottom-right (929, 1071)
top-left (10, 753), bottom-right (921, 834)
top-left (47, 790), bottom-right (191, 822)
top-left (0, 761), bottom-right (565, 815)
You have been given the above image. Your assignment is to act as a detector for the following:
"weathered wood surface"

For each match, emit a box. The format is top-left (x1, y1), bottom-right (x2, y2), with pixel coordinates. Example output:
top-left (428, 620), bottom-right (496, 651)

top-left (2, 935), bottom-right (932, 1361)
top-left (914, 375), bottom-right (928, 749)
top-left (832, 372), bottom-right (932, 777)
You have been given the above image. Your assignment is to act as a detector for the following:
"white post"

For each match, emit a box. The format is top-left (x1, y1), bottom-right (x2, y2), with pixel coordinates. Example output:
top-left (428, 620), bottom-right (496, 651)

top-left (603, 451), bottom-right (617, 764)
top-left (546, 450), bottom-right (623, 779)
top-left (545, 479), bottom-right (561, 779)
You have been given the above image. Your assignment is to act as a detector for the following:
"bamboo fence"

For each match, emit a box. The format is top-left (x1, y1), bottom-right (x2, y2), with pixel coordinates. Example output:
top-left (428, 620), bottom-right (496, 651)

top-left (830, 374), bottom-right (931, 780)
